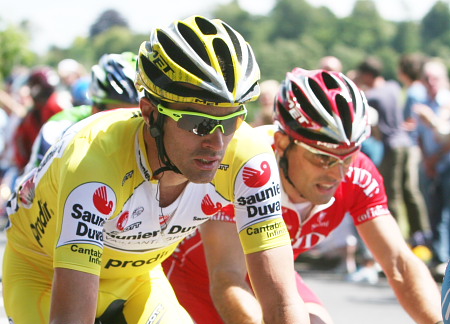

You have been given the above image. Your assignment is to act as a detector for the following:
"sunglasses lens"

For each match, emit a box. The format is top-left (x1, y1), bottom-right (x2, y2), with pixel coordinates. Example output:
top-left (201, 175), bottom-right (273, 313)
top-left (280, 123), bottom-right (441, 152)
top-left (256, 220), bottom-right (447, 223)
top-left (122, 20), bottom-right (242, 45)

top-left (177, 114), bottom-right (244, 136)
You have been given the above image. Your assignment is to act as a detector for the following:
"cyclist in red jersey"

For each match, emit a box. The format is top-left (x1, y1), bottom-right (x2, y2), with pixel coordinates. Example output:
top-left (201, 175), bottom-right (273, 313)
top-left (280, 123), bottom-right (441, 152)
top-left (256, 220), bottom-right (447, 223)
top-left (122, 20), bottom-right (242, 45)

top-left (163, 68), bottom-right (443, 324)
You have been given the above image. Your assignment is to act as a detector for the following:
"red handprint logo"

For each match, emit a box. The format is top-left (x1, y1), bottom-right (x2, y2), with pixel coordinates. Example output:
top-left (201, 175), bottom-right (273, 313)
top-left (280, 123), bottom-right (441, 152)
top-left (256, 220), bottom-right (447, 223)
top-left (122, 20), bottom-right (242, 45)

top-left (201, 195), bottom-right (235, 217)
top-left (116, 211), bottom-right (129, 231)
top-left (93, 186), bottom-right (114, 215)
top-left (243, 161), bottom-right (271, 188)
top-left (201, 195), bottom-right (222, 215)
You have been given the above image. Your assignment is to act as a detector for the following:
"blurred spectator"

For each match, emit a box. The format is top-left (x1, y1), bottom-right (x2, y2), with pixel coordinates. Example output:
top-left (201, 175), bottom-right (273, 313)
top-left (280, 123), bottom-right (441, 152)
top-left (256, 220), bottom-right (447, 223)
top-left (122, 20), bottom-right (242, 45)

top-left (319, 55), bottom-right (343, 73)
top-left (251, 79), bottom-right (279, 126)
top-left (397, 53), bottom-right (431, 247)
top-left (57, 58), bottom-right (91, 106)
top-left (12, 66), bottom-right (71, 172)
top-left (414, 59), bottom-right (450, 274)
top-left (357, 57), bottom-right (428, 243)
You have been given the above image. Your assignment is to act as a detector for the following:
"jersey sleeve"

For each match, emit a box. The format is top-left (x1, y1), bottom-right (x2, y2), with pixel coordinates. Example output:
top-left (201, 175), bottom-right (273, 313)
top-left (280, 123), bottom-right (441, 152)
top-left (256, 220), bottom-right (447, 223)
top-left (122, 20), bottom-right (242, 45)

top-left (53, 127), bottom-right (121, 275)
top-left (213, 123), bottom-right (291, 254)
top-left (347, 153), bottom-right (391, 226)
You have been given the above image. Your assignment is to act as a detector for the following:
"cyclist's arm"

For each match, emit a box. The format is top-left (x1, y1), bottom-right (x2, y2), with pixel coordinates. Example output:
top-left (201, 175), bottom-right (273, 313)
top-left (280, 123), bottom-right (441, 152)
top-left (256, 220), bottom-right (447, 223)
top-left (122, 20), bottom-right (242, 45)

top-left (50, 268), bottom-right (98, 324)
top-left (358, 216), bottom-right (442, 324)
top-left (246, 244), bottom-right (309, 324)
top-left (200, 220), bottom-right (263, 324)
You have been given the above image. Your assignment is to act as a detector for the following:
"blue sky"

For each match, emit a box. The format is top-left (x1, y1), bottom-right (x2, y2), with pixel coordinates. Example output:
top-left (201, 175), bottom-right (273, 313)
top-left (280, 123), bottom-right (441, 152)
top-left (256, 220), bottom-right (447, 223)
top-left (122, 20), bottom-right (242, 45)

top-left (0, 0), bottom-right (439, 54)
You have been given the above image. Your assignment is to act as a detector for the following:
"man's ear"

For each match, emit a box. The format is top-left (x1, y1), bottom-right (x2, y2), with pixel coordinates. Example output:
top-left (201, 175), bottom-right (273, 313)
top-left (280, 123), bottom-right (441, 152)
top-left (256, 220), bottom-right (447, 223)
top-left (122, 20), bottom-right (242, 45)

top-left (274, 131), bottom-right (291, 156)
top-left (140, 97), bottom-right (157, 126)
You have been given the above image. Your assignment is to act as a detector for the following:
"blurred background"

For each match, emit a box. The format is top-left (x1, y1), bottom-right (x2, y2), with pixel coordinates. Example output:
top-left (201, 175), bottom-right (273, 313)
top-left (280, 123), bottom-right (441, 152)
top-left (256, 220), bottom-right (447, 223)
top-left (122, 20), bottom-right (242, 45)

top-left (1, 0), bottom-right (447, 84)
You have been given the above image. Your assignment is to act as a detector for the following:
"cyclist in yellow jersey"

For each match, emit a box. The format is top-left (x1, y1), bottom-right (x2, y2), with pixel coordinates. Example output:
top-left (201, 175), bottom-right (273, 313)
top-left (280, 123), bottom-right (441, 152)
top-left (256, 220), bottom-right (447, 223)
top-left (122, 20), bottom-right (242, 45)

top-left (2, 16), bottom-right (308, 324)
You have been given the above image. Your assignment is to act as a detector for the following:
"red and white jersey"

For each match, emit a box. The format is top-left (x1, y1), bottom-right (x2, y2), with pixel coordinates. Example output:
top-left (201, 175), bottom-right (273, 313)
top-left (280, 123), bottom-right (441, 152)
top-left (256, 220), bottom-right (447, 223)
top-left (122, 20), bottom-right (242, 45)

top-left (163, 128), bottom-right (390, 273)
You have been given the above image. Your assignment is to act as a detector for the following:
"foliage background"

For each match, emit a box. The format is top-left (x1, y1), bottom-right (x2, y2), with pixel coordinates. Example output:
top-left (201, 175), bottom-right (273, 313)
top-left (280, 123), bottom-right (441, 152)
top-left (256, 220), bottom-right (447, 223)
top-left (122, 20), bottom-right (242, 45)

top-left (2, 0), bottom-right (450, 99)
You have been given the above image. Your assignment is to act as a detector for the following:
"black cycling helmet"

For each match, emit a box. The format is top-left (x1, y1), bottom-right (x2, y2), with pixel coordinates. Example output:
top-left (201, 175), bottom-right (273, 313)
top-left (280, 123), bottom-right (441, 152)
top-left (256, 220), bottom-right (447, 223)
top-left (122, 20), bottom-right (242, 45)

top-left (89, 52), bottom-right (140, 106)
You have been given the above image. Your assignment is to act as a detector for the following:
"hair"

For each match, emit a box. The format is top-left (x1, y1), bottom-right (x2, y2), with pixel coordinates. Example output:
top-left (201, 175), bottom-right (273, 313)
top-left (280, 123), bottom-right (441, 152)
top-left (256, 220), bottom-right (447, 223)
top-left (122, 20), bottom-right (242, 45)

top-left (399, 53), bottom-right (427, 81)
top-left (319, 56), bottom-right (343, 73)
top-left (358, 57), bottom-right (383, 78)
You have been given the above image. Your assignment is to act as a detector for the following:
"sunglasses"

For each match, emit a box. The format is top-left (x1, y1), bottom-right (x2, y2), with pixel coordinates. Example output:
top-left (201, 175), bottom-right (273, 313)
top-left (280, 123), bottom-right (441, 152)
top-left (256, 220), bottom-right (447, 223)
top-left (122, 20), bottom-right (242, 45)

top-left (157, 104), bottom-right (247, 136)
top-left (294, 140), bottom-right (359, 169)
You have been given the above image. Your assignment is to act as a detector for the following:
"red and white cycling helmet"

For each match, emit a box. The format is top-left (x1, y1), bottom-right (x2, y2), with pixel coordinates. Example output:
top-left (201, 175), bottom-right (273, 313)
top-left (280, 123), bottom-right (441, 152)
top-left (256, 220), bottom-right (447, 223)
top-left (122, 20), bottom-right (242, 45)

top-left (274, 68), bottom-right (371, 149)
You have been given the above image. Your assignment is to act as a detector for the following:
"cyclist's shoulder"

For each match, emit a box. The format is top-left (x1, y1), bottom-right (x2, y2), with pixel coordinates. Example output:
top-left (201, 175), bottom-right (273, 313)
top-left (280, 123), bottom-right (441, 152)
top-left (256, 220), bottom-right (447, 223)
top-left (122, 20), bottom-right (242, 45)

top-left (50, 105), bottom-right (93, 122)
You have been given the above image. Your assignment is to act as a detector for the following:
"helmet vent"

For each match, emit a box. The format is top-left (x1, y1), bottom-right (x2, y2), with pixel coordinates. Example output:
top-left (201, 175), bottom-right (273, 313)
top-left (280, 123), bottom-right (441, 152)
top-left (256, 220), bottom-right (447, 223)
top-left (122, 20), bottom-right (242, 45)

top-left (244, 45), bottom-right (254, 78)
top-left (292, 82), bottom-right (327, 127)
top-left (140, 53), bottom-right (173, 90)
top-left (213, 38), bottom-right (235, 93)
top-left (307, 78), bottom-right (333, 116)
top-left (223, 23), bottom-right (243, 64)
top-left (177, 23), bottom-right (211, 66)
top-left (158, 29), bottom-right (211, 83)
top-left (322, 72), bottom-right (339, 89)
top-left (195, 16), bottom-right (218, 35)
top-left (336, 94), bottom-right (353, 139)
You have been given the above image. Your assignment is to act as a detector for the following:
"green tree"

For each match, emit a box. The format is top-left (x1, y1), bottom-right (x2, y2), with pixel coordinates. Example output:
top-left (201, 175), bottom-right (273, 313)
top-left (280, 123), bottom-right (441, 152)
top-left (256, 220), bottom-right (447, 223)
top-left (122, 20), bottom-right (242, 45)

top-left (89, 9), bottom-right (129, 39)
top-left (338, 0), bottom-right (395, 53)
top-left (269, 0), bottom-right (315, 40)
top-left (392, 21), bottom-right (421, 53)
top-left (91, 27), bottom-right (145, 63)
top-left (0, 19), bottom-right (36, 83)
top-left (421, 1), bottom-right (450, 45)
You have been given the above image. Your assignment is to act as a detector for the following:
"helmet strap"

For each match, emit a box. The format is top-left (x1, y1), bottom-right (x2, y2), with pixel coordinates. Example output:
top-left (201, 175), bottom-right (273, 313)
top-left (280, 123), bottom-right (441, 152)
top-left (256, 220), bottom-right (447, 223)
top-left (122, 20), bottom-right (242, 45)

top-left (279, 141), bottom-right (305, 199)
top-left (149, 111), bottom-right (182, 177)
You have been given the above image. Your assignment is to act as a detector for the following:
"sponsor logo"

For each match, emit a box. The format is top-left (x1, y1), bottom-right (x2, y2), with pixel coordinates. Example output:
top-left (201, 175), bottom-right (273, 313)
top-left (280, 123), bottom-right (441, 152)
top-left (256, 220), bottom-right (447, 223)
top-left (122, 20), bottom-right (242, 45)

top-left (137, 149), bottom-right (151, 181)
top-left (60, 182), bottom-right (116, 248)
top-left (201, 195), bottom-right (235, 216)
top-left (247, 201), bottom-right (281, 217)
top-left (316, 141), bottom-right (340, 149)
top-left (147, 304), bottom-right (164, 324)
top-left (116, 211), bottom-right (129, 231)
top-left (151, 50), bottom-right (174, 74)
top-left (292, 232), bottom-right (327, 250)
top-left (107, 230), bottom-right (159, 240)
top-left (218, 164), bottom-right (229, 171)
top-left (237, 182), bottom-right (280, 206)
top-left (357, 205), bottom-right (390, 223)
top-left (30, 200), bottom-right (53, 248)
top-left (193, 216), bottom-right (210, 221)
top-left (123, 221), bottom-right (142, 232)
top-left (167, 225), bottom-right (196, 235)
top-left (122, 170), bottom-right (134, 186)
top-left (104, 251), bottom-right (169, 269)
top-left (242, 161), bottom-right (271, 188)
top-left (71, 244), bottom-right (102, 265)
top-left (246, 220), bottom-right (287, 238)
top-left (311, 212), bottom-right (329, 229)
top-left (93, 186), bottom-right (114, 215)
top-left (348, 167), bottom-right (380, 197)
top-left (132, 207), bottom-right (144, 218)
top-left (18, 170), bottom-right (36, 208)
top-left (288, 99), bottom-right (310, 125)
top-left (71, 203), bottom-right (106, 241)
top-left (193, 98), bottom-right (220, 106)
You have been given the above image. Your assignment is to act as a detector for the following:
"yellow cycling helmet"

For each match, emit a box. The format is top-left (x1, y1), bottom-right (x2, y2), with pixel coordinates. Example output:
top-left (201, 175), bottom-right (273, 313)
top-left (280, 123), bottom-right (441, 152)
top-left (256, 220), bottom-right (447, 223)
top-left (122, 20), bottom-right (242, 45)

top-left (135, 15), bottom-right (261, 107)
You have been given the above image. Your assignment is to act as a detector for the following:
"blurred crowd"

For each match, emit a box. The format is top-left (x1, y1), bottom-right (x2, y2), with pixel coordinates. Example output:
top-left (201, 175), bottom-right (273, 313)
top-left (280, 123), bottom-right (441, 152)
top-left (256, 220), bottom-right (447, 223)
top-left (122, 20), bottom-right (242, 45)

top-left (0, 52), bottom-right (449, 283)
